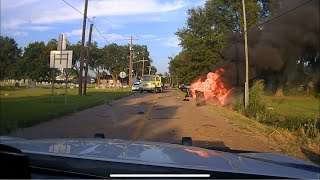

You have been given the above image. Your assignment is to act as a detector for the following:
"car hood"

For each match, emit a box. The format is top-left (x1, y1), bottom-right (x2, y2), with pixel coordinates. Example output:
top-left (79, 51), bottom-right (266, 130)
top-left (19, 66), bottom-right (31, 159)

top-left (1, 137), bottom-right (319, 178)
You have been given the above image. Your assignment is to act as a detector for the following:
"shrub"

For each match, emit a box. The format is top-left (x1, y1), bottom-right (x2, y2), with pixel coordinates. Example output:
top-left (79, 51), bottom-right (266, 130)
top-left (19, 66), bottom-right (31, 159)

top-left (233, 97), bottom-right (244, 113)
top-left (244, 80), bottom-right (266, 119)
top-left (260, 112), bottom-right (319, 139)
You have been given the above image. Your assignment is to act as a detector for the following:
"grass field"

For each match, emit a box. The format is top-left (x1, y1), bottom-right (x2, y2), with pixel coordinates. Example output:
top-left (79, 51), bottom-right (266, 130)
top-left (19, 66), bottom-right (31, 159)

top-left (0, 86), bottom-right (135, 134)
top-left (263, 96), bottom-right (319, 119)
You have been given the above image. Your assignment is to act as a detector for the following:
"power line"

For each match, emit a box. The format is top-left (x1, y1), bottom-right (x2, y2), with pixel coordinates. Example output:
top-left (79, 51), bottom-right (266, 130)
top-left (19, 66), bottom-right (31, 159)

top-left (61, 0), bottom-right (110, 45)
top-left (61, 0), bottom-right (84, 16)
top-left (258, 0), bottom-right (313, 27)
top-left (247, 0), bottom-right (314, 33)
top-left (93, 24), bottom-right (110, 44)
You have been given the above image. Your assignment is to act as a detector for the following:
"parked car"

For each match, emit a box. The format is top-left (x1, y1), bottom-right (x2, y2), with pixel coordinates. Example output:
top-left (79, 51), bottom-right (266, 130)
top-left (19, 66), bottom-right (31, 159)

top-left (131, 82), bottom-right (140, 91)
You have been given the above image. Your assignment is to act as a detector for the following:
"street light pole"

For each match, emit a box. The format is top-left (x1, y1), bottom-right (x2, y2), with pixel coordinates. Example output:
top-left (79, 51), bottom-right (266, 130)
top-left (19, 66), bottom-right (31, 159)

top-left (242, 0), bottom-right (249, 108)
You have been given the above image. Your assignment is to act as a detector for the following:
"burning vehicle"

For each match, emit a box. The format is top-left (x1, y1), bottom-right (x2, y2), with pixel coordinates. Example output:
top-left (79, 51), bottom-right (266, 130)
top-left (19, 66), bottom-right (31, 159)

top-left (189, 68), bottom-right (232, 106)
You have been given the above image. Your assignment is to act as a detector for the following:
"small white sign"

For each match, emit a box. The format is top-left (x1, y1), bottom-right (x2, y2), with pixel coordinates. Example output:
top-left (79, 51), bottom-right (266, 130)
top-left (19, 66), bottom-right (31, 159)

top-left (50, 50), bottom-right (73, 69)
top-left (119, 71), bottom-right (126, 79)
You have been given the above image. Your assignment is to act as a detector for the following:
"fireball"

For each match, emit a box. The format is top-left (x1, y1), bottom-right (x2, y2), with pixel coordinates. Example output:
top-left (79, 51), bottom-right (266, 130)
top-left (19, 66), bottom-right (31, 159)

top-left (190, 68), bottom-right (231, 105)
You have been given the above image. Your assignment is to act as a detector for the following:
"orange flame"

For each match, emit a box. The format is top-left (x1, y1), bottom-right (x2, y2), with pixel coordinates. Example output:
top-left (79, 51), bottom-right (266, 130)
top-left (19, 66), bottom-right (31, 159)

top-left (190, 68), bottom-right (231, 106)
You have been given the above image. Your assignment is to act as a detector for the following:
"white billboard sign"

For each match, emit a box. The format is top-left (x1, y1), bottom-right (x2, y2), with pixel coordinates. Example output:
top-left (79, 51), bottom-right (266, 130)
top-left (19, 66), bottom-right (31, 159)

top-left (50, 50), bottom-right (73, 69)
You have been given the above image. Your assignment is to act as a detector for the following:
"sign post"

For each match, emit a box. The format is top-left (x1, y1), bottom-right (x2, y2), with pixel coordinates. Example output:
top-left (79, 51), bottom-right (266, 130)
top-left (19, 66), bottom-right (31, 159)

top-left (119, 71), bottom-right (126, 92)
top-left (50, 34), bottom-right (72, 104)
top-left (65, 54), bottom-right (69, 104)
top-left (51, 56), bottom-right (55, 103)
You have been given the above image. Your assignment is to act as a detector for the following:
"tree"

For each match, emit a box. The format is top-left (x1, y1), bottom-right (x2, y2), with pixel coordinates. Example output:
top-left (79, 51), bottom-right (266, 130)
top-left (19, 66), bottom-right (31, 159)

top-left (89, 42), bottom-right (104, 85)
top-left (132, 44), bottom-right (151, 79)
top-left (149, 66), bottom-right (157, 75)
top-left (7, 58), bottom-right (26, 81)
top-left (22, 41), bottom-right (50, 81)
top-left (170, 0), bottom-right (264, 84)
top-left (69, 41), bottom-right (88, 79)
top-left (101, 43), bottom-right (129, 85)
top-left (0, 36), bottom-right (22, 80)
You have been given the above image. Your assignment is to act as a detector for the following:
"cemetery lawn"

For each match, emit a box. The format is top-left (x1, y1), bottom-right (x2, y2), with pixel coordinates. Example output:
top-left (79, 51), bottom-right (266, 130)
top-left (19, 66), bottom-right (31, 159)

top-left (0, 86), bottom-right (135, 134)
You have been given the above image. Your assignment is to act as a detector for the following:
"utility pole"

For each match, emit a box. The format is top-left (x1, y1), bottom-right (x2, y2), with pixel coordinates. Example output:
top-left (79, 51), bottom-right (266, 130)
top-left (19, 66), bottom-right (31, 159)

top-left (139, 57), bottom-right (148, 76)
top-left (129, 36), bottom-right (133, 87)
top-left (78, 0), bottom-right (88, 95)
top-left (242, 0), bottom-right (249, 108)
top-left (125, 35), bottom-right (138, 87)
top-left (84, 19), bottom-right (94, 96)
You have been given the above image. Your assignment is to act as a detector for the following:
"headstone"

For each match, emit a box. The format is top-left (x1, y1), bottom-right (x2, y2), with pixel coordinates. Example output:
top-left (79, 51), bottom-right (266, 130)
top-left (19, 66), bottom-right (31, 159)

top-left (28, 82), bottom-right (36, 88)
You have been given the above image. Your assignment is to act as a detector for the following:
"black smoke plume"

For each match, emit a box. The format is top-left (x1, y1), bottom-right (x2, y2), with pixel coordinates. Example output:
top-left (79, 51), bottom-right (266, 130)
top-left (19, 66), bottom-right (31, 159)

top-left (214, 0), bottom-right (319, 87)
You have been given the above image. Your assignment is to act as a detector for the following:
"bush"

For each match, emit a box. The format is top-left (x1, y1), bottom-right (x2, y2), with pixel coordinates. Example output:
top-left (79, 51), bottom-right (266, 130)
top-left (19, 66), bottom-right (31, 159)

top-left (233, 97), bottom-right (244, 112)
top-left (283, 115), bottom-right (319, 138)
top-left (259, 110), bottom-right (282, 127)
top-left (259, 111), bottom-right (319, 139)
top-left (244, 80), bottom-right (266, 119)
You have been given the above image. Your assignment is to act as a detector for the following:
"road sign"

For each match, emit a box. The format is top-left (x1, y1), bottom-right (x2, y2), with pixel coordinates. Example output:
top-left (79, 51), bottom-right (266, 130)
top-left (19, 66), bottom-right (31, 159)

top-left (119, 72), bottom-right (126, 79)
top-left (50, 50), bottom-right (73, 69)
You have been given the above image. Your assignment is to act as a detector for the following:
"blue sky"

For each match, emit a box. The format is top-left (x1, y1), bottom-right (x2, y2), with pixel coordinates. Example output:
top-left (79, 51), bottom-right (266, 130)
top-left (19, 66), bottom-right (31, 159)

top-left (1, 0), bottom-right (205, 74)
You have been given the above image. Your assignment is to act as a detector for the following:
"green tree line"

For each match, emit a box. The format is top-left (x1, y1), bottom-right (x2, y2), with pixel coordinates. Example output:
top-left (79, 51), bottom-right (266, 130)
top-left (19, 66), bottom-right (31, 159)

top-left (0, 36), bottom-right (155, 84)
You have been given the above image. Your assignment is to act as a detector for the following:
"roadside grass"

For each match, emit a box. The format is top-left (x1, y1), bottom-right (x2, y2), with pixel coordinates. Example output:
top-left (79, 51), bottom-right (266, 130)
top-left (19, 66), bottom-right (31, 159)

top-left (0, 86), bottom-right (135, 134)
top-left (263, 96), bottom-right (319, 119)
top-left (207, 103), bottom-right (320, 164)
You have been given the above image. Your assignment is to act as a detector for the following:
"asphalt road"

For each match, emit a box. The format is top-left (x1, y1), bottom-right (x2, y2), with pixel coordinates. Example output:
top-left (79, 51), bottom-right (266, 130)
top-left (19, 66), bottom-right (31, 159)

top-left (12, 89), bottom-right (277, 152)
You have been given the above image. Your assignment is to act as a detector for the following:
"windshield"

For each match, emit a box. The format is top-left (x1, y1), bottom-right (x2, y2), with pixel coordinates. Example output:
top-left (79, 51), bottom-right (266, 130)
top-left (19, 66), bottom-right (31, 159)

top-left (0, 0), bottom-right (319, 177)
top-left (142, 76), bottom-right (155, 81)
